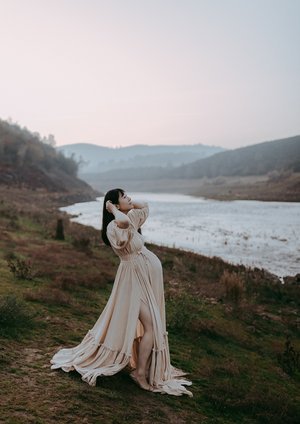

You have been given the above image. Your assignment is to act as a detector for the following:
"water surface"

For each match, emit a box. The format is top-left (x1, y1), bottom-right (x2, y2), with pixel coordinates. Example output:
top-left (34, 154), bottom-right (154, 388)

top-left (61, 193), bottom-right (300, 278)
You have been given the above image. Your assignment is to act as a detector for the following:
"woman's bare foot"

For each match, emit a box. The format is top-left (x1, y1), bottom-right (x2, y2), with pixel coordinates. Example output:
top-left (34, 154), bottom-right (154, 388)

top-left (130, 371), bottom-right (153, 391)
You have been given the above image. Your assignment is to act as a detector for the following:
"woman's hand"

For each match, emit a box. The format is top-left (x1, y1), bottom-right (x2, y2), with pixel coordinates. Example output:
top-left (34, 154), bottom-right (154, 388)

top-left (106, 200), bottom-right (117, 214)
top-left (106, 200), bottom-right (130, 228)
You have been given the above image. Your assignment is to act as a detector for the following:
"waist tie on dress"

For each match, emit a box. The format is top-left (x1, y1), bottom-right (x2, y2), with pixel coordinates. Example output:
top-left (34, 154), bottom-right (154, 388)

top-left (120, 246), bottom-right (148, 262)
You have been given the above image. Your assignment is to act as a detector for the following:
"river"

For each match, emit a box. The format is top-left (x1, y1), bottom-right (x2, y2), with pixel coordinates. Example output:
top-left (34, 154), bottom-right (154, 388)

top-left (60, 193), bottom-right (300, 278)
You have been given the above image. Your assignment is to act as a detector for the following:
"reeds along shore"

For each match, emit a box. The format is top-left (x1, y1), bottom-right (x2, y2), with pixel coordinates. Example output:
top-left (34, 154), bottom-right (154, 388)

top-left (0, 186), bottom-right (299, 424)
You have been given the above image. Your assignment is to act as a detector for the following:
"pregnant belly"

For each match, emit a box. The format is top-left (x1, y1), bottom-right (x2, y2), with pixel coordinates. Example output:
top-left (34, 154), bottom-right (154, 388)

top-left (143, 247), bottom-right (163, 272)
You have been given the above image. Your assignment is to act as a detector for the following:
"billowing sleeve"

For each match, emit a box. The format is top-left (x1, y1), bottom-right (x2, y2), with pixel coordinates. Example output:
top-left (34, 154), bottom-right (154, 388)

top-left (128, 203), bottom-right (149, 230)
top-left (107, 221), bottom-right (134, 250)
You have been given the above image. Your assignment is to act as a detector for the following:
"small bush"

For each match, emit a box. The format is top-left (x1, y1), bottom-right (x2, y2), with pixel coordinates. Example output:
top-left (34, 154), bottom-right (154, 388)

top-left (220, 270), bottom-right (244, 306)
top-left (277, 335), bottom-right (300, 375)
top-left (7, 257), bottom-right (33, 280)
top-left (0, 295), bottom-right (35, 338)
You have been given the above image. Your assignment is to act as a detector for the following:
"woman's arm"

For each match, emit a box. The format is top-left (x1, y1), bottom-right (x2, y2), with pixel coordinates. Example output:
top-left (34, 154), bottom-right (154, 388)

top-left (132, 201), bottom-right (148, 209)
top-left (127, 201), bottom-right (149, 229)
top-left (106, 201), bottom-right (131, 229)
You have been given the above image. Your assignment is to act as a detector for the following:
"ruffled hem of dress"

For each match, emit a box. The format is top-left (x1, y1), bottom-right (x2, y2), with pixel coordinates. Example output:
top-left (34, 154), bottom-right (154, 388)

top-left (50, 329), bottom-right (193, 396)
top-left (142, 336), bottom-right (193, 397)
top-left (152, 378), bottom-right (193, 397)
top-left (50, 331), bottom-right (131, 386)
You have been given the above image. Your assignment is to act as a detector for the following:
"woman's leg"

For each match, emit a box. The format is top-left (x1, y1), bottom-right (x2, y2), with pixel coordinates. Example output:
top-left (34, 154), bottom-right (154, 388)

top-left (131, 301), bottom-right (153, 390)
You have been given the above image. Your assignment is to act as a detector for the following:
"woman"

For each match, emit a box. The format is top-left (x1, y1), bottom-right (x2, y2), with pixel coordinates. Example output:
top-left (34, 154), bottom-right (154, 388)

top-left (50, 188), bottom-right (192, 397)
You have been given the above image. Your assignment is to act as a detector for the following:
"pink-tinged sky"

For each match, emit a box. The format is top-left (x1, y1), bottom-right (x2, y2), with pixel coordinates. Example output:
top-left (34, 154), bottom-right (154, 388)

top-left (0, 0), bottom-right (299, 149)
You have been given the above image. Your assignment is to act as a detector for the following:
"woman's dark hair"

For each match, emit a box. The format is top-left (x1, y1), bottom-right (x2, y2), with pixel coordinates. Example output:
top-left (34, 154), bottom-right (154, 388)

top-left (101, 188), bottom-right (124, 246)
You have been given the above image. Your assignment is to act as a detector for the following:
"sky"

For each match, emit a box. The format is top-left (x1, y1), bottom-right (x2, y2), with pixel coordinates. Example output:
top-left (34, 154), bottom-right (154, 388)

top-left (1, 0), bottom-right (299, 149)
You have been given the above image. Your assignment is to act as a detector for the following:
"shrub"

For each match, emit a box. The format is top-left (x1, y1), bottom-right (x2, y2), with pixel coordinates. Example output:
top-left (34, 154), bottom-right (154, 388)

top-left (220, 270), bottom-right (244, 306)
top-left (7, 257), bottom-right (33, 280)
top-left (0, 295), bottom-right (35, 338)
top-left (277, 335), bottom-right (300, 375)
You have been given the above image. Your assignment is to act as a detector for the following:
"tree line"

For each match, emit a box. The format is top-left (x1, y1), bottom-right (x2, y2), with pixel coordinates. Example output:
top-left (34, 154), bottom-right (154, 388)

top-left (0, 119), bottom-right (78, 177)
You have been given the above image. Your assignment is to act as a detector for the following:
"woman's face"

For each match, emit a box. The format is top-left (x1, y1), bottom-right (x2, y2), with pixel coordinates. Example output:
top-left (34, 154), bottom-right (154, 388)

top-left (118, 192), bottom-right (133, 213)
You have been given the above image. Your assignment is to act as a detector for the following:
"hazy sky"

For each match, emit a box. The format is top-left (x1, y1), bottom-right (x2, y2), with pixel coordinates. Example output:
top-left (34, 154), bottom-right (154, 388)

top-left (1, 0), bottom-right (299, 149)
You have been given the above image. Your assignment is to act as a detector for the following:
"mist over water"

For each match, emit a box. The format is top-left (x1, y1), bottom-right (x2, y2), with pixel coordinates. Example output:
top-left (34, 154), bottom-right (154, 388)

top-left (61, 193), bottom-right (300, 278)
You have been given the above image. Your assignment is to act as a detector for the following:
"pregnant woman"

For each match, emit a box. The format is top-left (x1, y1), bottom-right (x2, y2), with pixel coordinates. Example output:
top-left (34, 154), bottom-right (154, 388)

top-left (50, 188), bottom-right (192, 397)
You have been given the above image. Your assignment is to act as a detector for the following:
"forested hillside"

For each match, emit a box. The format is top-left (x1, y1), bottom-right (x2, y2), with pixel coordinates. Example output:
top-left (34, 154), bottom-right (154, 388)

top-left (0, 119), bottom-right (97, 198)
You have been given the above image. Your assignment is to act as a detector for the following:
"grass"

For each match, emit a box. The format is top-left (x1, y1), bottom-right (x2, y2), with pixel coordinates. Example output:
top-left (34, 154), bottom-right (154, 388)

top-left (0, 186), bottom-right (299, 423)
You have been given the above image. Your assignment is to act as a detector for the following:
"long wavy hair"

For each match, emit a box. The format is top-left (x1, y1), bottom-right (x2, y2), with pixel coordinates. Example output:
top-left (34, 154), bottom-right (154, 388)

top-left (101, 188), bottom-right (124, 246)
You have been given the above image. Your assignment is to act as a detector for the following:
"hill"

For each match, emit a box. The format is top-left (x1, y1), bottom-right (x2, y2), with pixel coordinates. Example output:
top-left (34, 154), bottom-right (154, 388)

top-left (0, 119), bottom-right (98, 200)
top-left (82, 136), bottom-right (300, 201)
top-left (90, 135), bottom-right (300, 182)
top-left (170, 135), bottom-right (300, 179)
top-left (57, 142), bottom-right (225, 174)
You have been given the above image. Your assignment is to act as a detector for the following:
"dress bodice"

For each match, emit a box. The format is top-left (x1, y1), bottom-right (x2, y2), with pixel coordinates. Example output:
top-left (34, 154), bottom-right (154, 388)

top-left (107, 205), bottom-right (149, 259)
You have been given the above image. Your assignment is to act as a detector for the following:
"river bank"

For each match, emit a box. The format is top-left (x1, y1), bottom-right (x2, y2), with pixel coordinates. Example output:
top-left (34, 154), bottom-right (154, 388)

top-left (82, 172), bottom-right (300, 202)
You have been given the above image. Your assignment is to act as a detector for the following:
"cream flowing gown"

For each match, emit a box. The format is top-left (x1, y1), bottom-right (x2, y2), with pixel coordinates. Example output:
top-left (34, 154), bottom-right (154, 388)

top-left (50, 204), bottom-right (193, 397)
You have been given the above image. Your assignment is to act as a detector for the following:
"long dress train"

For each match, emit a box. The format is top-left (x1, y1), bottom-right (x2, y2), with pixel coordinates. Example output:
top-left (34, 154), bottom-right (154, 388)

top-left (50, 204), bottom-right (193, 397)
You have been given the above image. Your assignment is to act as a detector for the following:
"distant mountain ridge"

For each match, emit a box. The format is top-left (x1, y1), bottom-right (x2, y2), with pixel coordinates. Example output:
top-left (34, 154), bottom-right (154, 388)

top-left (57, 143), bottom-right (225, 174)
top-left (88, 135), bottom-right (300, 181)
